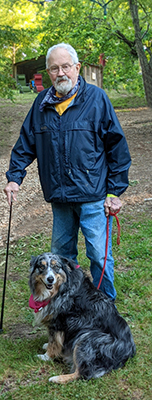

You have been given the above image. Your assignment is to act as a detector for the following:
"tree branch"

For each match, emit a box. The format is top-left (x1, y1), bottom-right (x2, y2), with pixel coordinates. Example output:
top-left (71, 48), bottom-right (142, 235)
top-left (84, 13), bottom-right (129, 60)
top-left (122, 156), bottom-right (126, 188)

top-left (115, 29), bottom-right (137, 57)
top-left (27, 0), bottom-right (55, 5)
top-left (141, 23), bottom-right (149, 40)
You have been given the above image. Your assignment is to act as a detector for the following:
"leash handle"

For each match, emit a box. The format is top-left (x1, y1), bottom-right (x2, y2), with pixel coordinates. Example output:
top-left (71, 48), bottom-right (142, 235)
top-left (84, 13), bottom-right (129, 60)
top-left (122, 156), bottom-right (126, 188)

top-left (109, 210), bottom-right (121, 245)
top-left (0, 192), bottom-right (13, 333)
top-left (97, 211), bottom-right (120, 290)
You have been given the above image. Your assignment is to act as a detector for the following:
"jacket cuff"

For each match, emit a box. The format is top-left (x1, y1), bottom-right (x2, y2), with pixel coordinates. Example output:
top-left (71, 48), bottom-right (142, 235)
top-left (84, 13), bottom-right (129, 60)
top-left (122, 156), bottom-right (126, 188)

top-left (107, 194), bottom-right (118, 198)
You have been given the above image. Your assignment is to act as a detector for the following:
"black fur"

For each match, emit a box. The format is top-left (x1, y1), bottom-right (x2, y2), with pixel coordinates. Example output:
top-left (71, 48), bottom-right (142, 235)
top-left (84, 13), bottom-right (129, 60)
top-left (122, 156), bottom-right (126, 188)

top-left (29, 253), bottom-right (136, 382)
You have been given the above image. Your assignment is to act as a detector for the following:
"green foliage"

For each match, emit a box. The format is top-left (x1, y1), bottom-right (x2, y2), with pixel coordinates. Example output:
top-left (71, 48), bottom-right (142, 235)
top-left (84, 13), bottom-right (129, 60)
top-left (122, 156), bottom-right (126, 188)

top-left (0, 0), bottom-right (152, 100)
top-left (0, 0), bottom-right (47, 99)
top-left (40, 69), bottom-right (51, 88)
top-left (0, 58), bottom-right (16, 100)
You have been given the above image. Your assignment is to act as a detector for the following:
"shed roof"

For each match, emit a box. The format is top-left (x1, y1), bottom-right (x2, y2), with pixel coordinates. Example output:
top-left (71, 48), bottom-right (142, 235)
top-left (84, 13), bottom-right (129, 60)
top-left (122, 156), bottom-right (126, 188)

top-left (13, 55), bottom-right (46, 83)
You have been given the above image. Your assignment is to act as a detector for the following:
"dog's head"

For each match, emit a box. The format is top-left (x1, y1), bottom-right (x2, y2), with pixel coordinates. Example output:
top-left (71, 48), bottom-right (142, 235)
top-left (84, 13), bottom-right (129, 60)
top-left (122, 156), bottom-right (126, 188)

top-left (29, 253), bottom-right (79, 301)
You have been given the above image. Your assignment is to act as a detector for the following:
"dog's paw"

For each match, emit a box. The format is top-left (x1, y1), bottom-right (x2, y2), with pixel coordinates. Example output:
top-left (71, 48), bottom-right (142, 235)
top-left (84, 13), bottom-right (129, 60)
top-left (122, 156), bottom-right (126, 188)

top-left (49, 375), bottom-right (62, 384)
top-left (42, 343), bottom-right (48, 350)
top-left (37, 352), bottom-right (50, 361)
top-left (49, 372), bottom-right (79, 384)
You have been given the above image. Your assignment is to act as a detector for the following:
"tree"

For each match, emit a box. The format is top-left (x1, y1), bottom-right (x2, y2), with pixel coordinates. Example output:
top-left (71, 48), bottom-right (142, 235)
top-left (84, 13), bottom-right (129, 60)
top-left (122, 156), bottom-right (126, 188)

top-left (37, 0), bottom-right (146, 95)
top-left (128, 0), bottom-right (152, 106)
top-left (0, 0), bottom-right (152, 105)
top-left (0, 0), bottom-right (46, 98)
top-left (88, 0), bottom-right (152, 106)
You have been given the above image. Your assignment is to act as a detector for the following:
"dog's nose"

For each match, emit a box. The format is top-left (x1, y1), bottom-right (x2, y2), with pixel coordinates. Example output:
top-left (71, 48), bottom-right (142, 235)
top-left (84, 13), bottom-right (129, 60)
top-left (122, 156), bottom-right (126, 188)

top-left (47, 276), bottom-right (54, 284)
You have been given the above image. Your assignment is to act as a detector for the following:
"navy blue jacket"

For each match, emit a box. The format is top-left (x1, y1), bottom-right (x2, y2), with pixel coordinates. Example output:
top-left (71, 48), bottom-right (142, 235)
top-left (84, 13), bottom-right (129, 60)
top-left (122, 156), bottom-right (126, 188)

top-left (6, 76), bottom-right (131, 203)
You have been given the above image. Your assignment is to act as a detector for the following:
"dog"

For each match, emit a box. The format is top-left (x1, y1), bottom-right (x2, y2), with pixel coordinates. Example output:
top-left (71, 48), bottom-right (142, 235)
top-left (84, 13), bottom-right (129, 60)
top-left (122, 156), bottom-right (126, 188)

top-left (29, 252), bottom-right (136, 384)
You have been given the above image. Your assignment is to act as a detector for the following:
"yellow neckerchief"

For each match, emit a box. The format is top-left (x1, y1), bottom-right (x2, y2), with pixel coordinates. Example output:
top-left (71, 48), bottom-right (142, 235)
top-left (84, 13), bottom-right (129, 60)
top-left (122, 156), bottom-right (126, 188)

top-left (55, 91), bottom-right (77, 116)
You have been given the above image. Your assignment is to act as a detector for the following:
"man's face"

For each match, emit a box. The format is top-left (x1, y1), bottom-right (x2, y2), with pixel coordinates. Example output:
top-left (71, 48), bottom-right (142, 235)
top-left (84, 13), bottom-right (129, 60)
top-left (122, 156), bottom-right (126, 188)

top-left (47, 48), bottom-right (81, 96)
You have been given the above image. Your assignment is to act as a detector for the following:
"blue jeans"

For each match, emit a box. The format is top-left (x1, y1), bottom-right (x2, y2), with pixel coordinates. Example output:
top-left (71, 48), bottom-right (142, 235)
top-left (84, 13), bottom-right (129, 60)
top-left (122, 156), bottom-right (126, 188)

top-left (51, 200), bottom-right (116, 300)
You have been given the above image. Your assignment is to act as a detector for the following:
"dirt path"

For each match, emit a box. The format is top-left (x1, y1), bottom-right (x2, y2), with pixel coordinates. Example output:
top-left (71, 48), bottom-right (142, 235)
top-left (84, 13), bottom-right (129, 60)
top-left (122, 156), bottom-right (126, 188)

top-left (0, 103), bottom-right (152, 248)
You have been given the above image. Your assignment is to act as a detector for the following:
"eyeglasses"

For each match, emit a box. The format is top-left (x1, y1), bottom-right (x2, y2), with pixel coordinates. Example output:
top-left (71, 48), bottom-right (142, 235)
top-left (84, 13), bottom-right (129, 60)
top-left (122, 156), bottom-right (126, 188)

top-left (49, 63), bottom-right (75, 75)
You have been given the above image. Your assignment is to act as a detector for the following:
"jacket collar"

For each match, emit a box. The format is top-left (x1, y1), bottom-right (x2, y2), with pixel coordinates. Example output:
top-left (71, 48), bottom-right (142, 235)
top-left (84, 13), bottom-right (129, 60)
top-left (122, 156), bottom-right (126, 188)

top-left (39, 76), bottom-right (81, 112)
top-left (38, 76), bottom-right (86, 110)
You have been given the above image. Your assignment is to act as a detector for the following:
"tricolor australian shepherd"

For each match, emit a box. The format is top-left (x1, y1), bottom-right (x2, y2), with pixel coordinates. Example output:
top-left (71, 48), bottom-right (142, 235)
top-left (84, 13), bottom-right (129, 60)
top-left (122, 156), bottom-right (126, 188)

top-left (29, 253), bottom-right (136, 384)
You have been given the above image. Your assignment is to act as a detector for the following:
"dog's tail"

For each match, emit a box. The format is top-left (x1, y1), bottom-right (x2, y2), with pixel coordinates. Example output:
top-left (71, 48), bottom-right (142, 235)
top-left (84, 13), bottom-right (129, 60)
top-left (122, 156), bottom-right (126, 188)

top-left (73, 329), bottom-right (136, 380)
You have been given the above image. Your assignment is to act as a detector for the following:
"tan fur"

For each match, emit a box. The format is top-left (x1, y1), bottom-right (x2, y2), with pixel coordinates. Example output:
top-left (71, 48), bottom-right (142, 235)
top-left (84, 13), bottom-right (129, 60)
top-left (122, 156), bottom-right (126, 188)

top-left (35, 276), bottom-right (46, 298)
top-left (51, 259), bottom-right (57, 266)
top-left (34, 270), bottom-right (67, 301)
top-left (49, 339), bottom-right (80, 383)
top-left (42, 260), bottom-right (47, 266)
top-left (46, 272), bottom-right (67, 298)
top-left (49, 369), bottom-right (80, 384)
top-left (47, 331), bottom-right (65, 358)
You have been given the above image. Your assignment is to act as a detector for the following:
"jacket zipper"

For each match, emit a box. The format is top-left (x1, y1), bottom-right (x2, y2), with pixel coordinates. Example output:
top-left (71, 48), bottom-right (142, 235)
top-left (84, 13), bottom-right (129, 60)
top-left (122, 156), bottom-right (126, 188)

top-left (58, 116), bottom-right (66, 201)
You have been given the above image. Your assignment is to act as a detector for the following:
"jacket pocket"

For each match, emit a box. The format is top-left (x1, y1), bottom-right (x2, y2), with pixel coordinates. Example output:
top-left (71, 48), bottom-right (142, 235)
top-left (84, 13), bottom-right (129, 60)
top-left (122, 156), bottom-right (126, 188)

top-left (34, 124), bottom-right (50, 134)
top-left (64, 121), bottom-right (104, 171)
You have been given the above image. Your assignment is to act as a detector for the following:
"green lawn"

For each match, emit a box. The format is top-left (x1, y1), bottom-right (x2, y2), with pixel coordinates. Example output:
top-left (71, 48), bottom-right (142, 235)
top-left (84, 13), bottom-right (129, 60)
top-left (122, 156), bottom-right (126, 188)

top-left (0, 214), bottom-right (152, 399)
top-left (1, 88), bottom-right (148, 109)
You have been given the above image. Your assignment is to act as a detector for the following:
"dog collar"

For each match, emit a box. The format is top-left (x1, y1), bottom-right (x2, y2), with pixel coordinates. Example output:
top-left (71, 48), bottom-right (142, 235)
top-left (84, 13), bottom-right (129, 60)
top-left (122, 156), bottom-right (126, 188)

top-left (29, 294), bottom-right (50, 313)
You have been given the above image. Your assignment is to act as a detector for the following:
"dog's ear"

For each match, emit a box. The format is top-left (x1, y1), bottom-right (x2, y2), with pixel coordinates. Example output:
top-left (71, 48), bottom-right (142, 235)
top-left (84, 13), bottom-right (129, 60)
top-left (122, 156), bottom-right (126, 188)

top-left (30, 255), bottom-right (38, 273)
top-left (60, 256), bottom-right (77, 272)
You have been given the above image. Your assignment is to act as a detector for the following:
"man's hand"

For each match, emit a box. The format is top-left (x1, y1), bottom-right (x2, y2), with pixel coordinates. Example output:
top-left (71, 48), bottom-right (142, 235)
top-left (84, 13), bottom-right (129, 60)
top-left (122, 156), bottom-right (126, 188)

top-left (4, 182), bottom-right (19, 206)
top-left (104, 196), bottom-right (122, 217)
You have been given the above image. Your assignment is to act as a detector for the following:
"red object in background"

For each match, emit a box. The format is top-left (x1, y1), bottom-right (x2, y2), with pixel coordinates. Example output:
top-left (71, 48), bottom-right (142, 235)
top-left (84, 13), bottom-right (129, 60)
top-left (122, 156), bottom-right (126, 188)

top-left (34, 74), bottom-right (44, 92)
top-left (99, 54), bottom-right (106, 67)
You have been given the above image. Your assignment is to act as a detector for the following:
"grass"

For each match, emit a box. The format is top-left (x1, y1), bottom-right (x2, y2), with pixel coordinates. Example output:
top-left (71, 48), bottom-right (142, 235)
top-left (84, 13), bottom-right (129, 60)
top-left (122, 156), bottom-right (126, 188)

top-left (112, 95), bottom-right (147, 109)
top-left (0, 88), bottom-right (148, 109)
top-left (106, 89), bottom-right (147, 109)
top-left (0, 214), bottom-right (152, 399)
top-left (0, 91), bottom-right (37, 106)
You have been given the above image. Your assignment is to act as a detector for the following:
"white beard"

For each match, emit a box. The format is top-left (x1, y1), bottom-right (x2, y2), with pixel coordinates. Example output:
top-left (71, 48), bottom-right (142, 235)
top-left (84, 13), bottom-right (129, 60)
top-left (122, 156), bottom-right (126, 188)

top-left (54, 76), bottom-right (73, 95)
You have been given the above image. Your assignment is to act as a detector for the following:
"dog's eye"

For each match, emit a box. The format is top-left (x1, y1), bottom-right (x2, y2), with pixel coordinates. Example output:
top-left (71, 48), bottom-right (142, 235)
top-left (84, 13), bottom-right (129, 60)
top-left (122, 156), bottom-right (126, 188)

top-left (53, 265), bottom-right (60, 272)
top-left (39, 264), bottom-right (46, 272)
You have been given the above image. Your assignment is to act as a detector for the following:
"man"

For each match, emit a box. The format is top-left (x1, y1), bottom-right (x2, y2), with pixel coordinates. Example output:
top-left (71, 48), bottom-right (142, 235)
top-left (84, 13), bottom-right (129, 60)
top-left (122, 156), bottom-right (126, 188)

top-left (4, 43), bottom-right (131, 301)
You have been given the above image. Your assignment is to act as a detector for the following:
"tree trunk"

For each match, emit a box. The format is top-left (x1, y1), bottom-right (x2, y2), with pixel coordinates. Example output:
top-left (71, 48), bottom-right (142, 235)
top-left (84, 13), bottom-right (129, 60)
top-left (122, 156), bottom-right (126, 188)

top-left (128, 0), bottom-right (152, 107)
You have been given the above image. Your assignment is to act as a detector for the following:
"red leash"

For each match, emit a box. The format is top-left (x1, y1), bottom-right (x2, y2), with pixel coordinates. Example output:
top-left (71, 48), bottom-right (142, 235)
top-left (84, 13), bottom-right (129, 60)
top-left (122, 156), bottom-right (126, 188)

top-left (97, 211), bottom-right (120, 290)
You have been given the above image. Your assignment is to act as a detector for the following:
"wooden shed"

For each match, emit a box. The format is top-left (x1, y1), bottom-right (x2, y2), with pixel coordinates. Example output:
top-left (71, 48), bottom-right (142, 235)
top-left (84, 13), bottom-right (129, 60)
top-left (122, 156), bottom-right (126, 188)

top-left (13, 56), bottom-right (104, 88)
top-left (83, 64), bottom-right (103, 88)
top-left (13, 55), bottom-right (46, 84)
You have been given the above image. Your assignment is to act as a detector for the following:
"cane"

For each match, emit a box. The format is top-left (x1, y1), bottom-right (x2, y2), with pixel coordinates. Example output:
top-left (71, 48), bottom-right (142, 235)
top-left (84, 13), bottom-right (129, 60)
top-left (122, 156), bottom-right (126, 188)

top-left (0, 192), bottom-right (13, 333)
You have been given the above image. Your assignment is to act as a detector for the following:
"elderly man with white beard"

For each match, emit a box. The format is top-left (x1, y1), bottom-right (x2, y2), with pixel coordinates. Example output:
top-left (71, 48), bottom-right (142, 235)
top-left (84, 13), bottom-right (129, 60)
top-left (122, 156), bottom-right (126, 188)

top-left (4, 42), bottom-right (131, 301)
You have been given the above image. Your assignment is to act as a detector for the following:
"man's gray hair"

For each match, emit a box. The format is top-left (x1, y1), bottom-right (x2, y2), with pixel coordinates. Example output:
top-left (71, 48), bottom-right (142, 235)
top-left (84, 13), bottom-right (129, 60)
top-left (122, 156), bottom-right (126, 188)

top-left (46, 43), bottom-right (79, 69)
